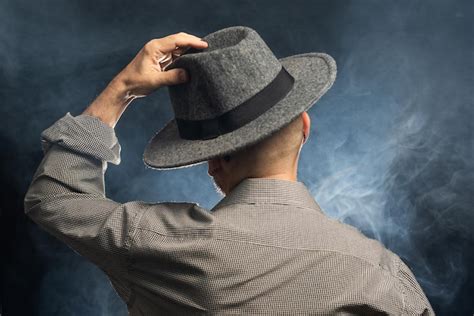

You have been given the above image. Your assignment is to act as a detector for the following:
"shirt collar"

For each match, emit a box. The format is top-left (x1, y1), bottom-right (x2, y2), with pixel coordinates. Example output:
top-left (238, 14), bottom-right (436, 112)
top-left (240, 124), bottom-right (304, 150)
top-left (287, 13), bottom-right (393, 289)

top-left (211, 177), bottom-right (323, 213)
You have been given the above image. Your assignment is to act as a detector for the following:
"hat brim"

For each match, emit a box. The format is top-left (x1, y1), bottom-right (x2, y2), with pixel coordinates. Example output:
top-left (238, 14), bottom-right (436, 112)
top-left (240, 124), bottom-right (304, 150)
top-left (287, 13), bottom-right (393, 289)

top-left (143, 52), bottom-right (336, 170)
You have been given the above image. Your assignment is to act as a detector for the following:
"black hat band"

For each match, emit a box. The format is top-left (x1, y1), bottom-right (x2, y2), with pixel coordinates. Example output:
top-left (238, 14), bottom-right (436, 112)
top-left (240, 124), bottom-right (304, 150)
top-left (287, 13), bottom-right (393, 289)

top-left (176, 66), bottom-right (295, 140)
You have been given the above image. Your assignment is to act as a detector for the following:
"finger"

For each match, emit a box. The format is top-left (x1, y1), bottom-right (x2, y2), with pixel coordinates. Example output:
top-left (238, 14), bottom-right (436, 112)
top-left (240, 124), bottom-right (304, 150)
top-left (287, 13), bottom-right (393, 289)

top-left (157, 32), bottom-right (208, 53)
top-left (157, 68), bottom-right (189, 86)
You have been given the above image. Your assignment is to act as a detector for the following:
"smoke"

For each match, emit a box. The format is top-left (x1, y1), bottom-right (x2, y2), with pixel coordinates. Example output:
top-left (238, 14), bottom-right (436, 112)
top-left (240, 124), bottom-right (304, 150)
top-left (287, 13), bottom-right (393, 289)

top-left (309, 98), bottom-right (472, 307)
top-left (301, 1), bottom-right (473, 313)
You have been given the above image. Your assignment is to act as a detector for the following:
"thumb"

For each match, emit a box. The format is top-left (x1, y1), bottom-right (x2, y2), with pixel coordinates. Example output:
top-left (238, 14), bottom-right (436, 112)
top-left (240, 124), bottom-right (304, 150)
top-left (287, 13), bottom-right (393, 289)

top-left (159, 68), bottom-right (189, 86)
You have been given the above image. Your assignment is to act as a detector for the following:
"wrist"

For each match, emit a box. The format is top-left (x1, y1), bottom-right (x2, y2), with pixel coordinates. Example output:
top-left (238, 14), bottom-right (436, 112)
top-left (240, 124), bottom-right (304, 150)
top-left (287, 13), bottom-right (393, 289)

top-left (82, 77), bottom-right (136, 128)
top-left (109, 74), bottom-right (132, 97)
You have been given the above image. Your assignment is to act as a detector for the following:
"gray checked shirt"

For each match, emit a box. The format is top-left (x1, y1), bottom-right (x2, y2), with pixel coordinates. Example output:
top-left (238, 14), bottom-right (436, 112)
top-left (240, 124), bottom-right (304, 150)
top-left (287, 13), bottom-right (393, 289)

top-left (24, 112), bottom-right (435, 315)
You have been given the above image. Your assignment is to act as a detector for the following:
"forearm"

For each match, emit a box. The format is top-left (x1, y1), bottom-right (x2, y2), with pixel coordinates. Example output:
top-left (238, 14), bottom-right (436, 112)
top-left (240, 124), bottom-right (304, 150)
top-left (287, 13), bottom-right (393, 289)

top-left (82, 76), bottom-right (137, 128)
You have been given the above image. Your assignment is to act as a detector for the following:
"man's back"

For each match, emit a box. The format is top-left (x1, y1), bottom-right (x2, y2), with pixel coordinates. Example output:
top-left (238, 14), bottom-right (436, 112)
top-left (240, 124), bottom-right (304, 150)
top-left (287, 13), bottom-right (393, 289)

top-left (111, 178), bottom-right (434, 315)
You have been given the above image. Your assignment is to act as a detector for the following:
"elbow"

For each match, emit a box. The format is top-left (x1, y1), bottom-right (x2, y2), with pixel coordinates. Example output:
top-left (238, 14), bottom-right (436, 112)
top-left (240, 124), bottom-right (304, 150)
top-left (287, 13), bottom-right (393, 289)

top-left (23, 171), bottom-right (54, 215)
top-left (23, 190), bottom-right (35, 215)
top-left (23, 185), bottom-right (42, 215)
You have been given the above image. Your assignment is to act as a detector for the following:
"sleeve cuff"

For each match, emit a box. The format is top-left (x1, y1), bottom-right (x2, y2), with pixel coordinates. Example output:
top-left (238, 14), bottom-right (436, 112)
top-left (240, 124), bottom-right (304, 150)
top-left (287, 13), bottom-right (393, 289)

top-left (40, 112), bottom-right (121, 165)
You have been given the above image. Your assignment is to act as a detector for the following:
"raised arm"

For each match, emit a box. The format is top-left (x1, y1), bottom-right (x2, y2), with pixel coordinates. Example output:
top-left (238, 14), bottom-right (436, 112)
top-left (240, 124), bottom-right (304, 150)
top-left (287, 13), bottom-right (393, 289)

top-left (23, 32), bottom-right (208, 273)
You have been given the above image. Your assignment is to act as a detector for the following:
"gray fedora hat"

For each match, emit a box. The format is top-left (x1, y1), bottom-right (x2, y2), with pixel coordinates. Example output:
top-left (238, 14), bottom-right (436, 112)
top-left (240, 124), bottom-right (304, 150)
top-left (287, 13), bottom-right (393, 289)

top-left (143, 25), bottom-right (337, 170)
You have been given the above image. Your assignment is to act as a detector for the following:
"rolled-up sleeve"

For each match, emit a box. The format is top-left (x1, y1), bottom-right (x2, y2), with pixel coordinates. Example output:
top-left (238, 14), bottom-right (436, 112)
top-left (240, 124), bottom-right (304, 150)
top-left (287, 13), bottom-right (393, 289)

top-left (24, 112), bottom-right (146, 274)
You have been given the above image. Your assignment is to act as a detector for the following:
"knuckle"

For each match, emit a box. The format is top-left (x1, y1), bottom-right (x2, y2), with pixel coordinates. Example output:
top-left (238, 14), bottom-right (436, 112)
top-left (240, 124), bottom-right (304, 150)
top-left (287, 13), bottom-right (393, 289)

top-left (144, 39), bottom-right (159, 53)
top-left (168, 34), bottom-right (179, 41)
top-left (145, 39), bottom-right (155, 46)
top-left (171, 32), bottom-right (187, 40)
top-left (144, 40), bottom-right (154, 49)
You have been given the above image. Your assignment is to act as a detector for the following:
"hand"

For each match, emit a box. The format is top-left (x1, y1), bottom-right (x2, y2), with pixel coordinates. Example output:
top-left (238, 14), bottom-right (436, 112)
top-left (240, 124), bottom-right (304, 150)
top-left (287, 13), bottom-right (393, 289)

top-left (82, 32), bottom-right (207, 128)
top-left (114, 32), bottom-right (208, 97)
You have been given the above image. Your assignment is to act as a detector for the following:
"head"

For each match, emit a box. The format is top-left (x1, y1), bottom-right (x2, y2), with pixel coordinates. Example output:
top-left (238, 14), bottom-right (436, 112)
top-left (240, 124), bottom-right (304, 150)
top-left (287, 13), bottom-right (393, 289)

top-left (207, 111), bottom-right (311, 196)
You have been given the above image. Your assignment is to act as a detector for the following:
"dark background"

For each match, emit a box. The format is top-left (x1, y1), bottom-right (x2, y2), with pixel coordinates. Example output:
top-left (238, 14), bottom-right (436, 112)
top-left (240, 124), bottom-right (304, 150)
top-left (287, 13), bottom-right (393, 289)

top-left (1, 0), bottom-right (472, 315)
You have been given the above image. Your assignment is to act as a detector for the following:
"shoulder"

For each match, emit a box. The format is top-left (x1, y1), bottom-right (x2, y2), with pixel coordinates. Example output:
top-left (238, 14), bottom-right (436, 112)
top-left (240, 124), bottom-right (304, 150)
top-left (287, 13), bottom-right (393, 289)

top-left (318, 215), bottom-right (401, 275)
top-left (133, 201), bottom-right (214, 236)
top-left (321, 217), bottom-right (435, 313)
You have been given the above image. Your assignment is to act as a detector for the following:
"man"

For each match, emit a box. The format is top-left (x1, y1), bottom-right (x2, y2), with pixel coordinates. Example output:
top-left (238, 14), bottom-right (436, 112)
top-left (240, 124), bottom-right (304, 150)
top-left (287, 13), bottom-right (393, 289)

top-left (24, 26), bottom-right (434, 314)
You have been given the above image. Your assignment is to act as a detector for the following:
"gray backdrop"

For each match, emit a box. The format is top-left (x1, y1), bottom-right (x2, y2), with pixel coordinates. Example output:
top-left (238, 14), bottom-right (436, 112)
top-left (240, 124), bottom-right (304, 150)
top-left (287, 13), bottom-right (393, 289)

top-left (1, 0), bottom-right (472, 315)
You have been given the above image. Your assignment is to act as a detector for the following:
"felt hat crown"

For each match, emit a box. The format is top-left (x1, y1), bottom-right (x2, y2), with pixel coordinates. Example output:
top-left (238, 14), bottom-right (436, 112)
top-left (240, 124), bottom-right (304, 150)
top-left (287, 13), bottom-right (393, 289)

top-left (143, 25), bottom-right (337, 170)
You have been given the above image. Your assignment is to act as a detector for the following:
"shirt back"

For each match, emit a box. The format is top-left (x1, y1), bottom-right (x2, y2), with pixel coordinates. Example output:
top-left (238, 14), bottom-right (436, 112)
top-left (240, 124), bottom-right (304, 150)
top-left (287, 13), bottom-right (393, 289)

top-left (118, 178), bottom-right (434, 315)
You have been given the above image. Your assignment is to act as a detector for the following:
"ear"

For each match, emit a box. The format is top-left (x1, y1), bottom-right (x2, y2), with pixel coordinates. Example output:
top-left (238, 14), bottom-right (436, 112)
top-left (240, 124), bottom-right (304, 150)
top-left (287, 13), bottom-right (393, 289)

top-left (302, 111), bottom-right (311, 143)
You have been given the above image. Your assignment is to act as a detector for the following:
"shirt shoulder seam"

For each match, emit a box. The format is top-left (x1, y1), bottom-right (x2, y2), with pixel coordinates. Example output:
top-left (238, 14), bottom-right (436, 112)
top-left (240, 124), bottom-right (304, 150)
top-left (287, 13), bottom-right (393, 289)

top-left (134, 225), bottom-right (397, 277)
